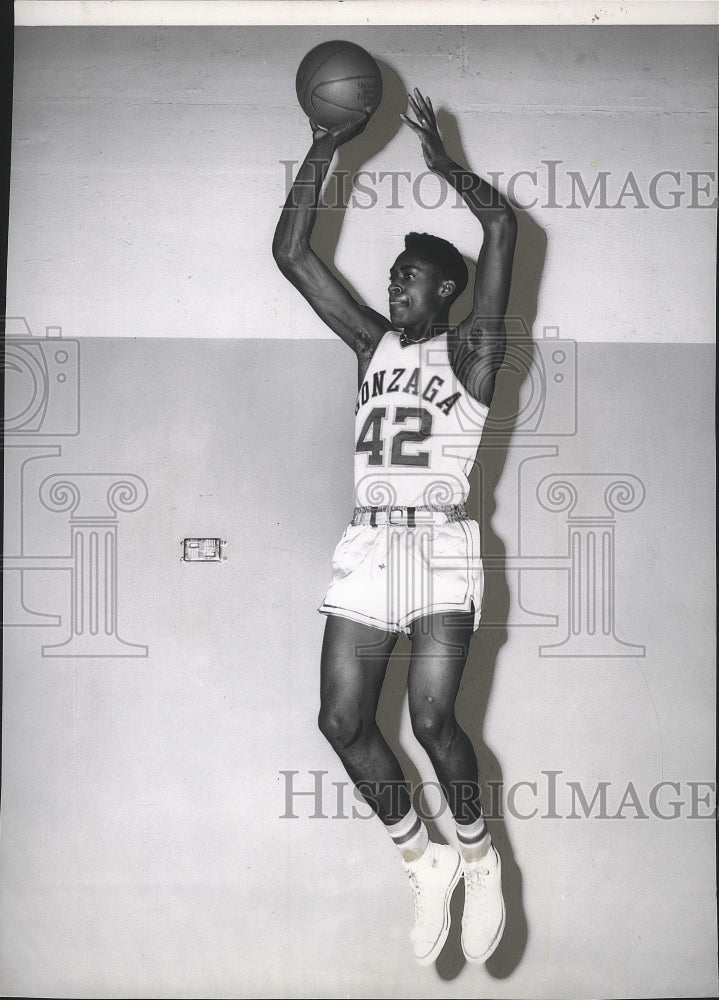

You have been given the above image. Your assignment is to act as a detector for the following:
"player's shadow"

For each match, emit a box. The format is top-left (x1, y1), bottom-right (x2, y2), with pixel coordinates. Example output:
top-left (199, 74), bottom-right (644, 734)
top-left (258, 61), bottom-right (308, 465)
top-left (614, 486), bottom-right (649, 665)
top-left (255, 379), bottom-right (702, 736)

top-left (373, 112), bottom-right (547, 981)
top-left (308, 65), bottom-right (546, 980)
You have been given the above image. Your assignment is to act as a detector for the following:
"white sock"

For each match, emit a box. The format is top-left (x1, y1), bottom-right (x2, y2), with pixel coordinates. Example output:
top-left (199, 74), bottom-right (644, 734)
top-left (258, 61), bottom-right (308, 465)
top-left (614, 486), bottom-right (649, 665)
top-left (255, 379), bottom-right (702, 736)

top-left (387, 807), bottom-right (430, 864)
top-left (455, 813), bottom-right (492, 863)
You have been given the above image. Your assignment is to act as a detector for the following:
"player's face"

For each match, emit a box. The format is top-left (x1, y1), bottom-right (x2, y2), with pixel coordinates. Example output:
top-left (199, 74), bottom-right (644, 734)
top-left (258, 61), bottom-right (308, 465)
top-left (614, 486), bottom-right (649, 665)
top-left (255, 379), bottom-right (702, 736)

top-left (388, 254), bottom-right (447, 329)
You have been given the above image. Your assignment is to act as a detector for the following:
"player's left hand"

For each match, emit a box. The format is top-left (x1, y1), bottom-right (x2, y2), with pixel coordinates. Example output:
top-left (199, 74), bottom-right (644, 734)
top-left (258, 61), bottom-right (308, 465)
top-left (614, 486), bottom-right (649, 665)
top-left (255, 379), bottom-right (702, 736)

top-left (401, 88), bottom-right (448, 171)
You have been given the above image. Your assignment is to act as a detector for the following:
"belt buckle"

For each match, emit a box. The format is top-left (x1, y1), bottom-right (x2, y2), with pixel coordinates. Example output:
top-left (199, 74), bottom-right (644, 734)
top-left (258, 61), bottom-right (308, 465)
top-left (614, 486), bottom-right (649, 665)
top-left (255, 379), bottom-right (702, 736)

top-left (388, 506), bottom-right (404, 525)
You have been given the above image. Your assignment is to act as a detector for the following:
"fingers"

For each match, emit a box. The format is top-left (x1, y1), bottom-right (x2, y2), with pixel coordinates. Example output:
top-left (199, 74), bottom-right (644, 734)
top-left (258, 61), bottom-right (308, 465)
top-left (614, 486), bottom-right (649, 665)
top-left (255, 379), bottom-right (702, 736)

top-left (328, 106), bottom-right (372, 145)
top-left (412, 87), bottom-right (430, 112)
top-left (413, 88), bottom-right (435, 121)
top-left (399, 112), bottom-right (422, 134)
top-left (406, 88), bottom-right (437, 130)
top-left (407, 92), bottom-right (422, 121)
top-left (344, 106), bottom-right (372, 128)
top-left (343, 106), bottom-right (372, 133)
top-left (310, 108), bottom-right (370, 145)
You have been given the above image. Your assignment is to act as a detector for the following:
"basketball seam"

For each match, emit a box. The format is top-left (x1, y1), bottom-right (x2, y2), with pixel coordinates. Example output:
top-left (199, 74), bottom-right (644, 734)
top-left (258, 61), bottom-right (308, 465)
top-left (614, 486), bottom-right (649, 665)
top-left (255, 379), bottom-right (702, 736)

top-left (311, 92), bottom-right (377, 113)
top-left (312, 74), bottom-right (380, 87)
top-left (309, 77), bottom-right (382, 123)
top-left (297, 43), bottom-right (379, 111)
top-left (298, 46), bottom-right (355, 107)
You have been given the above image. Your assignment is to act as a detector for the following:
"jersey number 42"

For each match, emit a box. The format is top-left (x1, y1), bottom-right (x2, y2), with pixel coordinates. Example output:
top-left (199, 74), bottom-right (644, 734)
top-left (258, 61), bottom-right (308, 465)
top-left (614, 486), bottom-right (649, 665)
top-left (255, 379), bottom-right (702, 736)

top-left (355, 406), bottom-right (432, 467)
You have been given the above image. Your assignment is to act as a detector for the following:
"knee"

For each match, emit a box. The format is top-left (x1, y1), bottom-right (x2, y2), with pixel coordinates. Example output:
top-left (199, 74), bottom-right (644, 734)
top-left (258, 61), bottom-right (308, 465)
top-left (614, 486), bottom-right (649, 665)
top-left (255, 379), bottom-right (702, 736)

top-left (318, 704), bottom-right (364, 751)
top-left (411, 703), bottom-right (454, 749)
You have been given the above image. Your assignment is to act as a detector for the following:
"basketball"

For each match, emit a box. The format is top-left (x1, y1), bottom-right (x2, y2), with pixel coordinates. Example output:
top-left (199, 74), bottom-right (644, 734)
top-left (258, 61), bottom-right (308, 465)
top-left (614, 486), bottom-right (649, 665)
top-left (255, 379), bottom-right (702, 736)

top-left (296, 41), bottom-right (383, 130)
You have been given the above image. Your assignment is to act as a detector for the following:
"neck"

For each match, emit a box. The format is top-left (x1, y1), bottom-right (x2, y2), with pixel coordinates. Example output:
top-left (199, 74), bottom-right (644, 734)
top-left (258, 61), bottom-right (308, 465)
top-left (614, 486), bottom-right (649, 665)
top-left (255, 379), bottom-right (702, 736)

top-left (397, 317), bottom-right (451, 346)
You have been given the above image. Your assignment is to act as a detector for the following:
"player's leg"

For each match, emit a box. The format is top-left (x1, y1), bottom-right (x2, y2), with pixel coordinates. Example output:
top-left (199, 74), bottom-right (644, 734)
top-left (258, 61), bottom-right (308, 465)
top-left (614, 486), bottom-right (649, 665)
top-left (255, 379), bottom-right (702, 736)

top-left (407, 608), bottom-right (505, 963)
top-left (406, 607), bottom-right (482, 825)
top-left (319, 613), bottom-right (460, 966)
top-left (319, 613), bottom-right (409, 822)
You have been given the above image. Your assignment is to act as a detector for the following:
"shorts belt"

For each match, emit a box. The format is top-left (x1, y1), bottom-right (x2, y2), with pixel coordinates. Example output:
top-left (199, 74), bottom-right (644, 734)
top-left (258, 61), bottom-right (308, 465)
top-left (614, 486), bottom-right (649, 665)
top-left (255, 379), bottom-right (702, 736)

top-left (351, 503), bottom-right (468, 527)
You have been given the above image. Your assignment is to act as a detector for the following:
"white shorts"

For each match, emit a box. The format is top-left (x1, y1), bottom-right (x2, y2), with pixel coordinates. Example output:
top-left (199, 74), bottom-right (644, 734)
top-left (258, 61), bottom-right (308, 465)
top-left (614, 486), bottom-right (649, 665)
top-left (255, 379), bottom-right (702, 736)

top-left (319, 518), bottom-right (484, 635)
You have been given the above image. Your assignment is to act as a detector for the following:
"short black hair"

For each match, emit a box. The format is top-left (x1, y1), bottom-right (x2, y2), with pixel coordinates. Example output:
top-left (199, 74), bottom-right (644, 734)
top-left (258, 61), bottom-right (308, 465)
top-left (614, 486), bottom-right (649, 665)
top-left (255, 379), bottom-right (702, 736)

top-left (403, 232), bottom-right (469, 302)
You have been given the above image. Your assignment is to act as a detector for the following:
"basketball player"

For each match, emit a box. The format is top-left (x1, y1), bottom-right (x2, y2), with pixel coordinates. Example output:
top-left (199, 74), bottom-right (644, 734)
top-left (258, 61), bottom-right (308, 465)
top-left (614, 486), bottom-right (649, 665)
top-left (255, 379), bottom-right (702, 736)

top-left (273, 89), bottom-right (516, 966)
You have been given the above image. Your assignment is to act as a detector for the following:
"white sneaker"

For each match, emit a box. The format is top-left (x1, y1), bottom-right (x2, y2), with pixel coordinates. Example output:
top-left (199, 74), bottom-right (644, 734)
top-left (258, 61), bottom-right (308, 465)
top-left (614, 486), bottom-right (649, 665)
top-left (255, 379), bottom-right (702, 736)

top-left (461, 845), bottom-right (506, 963)
top-left (404, 842), bottom-right (462, 966)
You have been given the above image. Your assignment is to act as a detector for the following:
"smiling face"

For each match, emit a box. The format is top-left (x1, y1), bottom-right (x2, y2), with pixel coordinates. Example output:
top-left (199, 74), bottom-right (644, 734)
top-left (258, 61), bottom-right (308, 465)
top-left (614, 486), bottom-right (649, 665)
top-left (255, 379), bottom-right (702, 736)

top-left (388, 252), bottom-right (455, 332)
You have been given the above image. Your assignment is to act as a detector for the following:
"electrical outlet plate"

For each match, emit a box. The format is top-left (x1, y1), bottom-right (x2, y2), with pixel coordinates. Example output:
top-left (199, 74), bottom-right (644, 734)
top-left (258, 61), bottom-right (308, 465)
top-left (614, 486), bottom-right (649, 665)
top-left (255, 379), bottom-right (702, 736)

top-left (181, 538), bottom-right (226, 562)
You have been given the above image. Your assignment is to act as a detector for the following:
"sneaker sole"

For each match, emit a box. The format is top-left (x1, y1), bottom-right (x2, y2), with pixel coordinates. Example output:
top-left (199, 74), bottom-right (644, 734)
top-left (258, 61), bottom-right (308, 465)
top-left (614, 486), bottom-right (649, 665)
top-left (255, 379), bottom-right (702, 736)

top-left (415, 852), bottom-right (462, 967)
top-left (462, 893), bottom-right (506, 964)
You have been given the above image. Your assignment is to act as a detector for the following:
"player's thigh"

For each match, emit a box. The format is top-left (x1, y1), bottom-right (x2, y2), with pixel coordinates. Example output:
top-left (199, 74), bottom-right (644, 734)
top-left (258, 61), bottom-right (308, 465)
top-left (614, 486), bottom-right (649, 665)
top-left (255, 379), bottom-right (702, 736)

top-left (320, 613), bottom-right (399, 718)
top-left (407, 607), bottom-right (475, 715)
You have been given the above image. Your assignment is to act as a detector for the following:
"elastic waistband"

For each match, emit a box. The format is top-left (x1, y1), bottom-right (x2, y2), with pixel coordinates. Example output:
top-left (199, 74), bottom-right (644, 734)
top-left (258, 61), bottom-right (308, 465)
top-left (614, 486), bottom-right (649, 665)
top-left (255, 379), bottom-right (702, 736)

top-left (351, 503), bottom-right (468, 527)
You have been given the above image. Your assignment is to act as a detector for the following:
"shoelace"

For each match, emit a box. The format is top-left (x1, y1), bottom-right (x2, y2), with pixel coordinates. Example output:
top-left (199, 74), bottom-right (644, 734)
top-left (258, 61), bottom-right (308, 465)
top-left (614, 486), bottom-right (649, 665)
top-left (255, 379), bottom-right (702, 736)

top-left (407, 870), bottom-right (426, 921)
top-left (462, 867), bottom-right (489, 927)
top-left (465, 864), bottom-right (490, 888)
top-left (464, 863), bottom-right (492, 914)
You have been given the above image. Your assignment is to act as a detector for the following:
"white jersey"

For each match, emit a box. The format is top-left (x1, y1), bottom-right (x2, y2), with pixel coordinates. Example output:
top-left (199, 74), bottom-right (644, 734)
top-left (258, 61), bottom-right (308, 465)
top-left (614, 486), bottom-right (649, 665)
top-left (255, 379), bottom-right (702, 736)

top-left (353, 330), bottom-right (489, 508)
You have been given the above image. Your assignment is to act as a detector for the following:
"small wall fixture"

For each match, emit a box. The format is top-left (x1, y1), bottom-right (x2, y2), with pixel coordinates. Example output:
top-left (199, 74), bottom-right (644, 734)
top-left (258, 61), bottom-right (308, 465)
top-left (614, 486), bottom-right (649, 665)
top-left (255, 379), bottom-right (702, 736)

top-left (181, 538), bottom-right (227, 562)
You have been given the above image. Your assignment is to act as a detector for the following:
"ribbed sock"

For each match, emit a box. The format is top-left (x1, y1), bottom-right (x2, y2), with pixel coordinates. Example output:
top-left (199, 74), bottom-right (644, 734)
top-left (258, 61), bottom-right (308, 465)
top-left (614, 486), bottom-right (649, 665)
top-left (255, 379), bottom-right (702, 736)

top-left (387, 807), bottom-right (430, 863)
top-left (455, 812), bottom-right (492, 863)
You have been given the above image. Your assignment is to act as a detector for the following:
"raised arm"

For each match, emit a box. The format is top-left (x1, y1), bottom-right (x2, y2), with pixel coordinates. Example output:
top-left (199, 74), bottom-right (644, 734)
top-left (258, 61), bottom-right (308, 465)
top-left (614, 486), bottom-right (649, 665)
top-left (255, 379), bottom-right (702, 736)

top-left (272, 113), bottom-right (388, 362)
top-left (401, 90), bottom-right (517, 407)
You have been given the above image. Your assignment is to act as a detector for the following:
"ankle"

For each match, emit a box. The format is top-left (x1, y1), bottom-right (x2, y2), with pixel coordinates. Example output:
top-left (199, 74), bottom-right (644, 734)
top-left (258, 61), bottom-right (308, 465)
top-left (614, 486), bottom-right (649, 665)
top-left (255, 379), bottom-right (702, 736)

top-left (461, 839), bottom-right (493, 865)
top-left (386, 807), bottom-right (430, 863)
top-left (465, 844), bottom-right (497, 871)
top-left (455, 813), bottom-right (491, 864)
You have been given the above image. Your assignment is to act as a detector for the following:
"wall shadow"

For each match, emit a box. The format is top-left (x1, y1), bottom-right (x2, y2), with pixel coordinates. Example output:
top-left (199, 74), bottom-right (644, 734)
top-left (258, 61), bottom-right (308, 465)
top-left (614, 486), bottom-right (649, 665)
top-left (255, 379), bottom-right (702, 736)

top-left (374, 108), bottom-right (547, 981)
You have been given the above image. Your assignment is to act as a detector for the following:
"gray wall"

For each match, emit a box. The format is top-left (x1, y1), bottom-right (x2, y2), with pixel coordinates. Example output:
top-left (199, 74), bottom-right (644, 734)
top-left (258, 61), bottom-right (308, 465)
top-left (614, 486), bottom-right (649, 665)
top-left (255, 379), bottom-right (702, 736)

top-left (2, 22), bottom-right (717, 1000)
top-left (2, 337), bottom-right (716, 998)
top-left (6, 25), bottom-right (717, 344)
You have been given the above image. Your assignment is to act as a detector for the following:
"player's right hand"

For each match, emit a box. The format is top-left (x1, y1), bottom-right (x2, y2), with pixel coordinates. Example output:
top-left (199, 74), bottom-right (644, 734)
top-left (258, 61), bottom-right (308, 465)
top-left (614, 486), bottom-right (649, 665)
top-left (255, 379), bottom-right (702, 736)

top-left (310, 107), bottom-right (373, 149)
